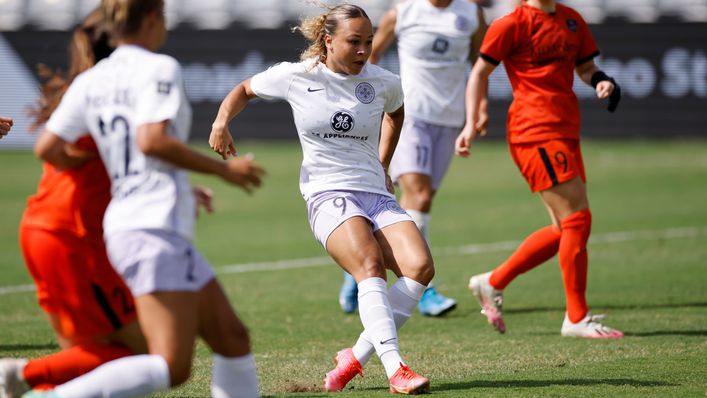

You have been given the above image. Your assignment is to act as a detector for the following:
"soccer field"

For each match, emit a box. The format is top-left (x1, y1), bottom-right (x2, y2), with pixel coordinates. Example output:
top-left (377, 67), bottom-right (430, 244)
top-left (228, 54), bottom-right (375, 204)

top-left (1, 139), bottom-right (706, 397)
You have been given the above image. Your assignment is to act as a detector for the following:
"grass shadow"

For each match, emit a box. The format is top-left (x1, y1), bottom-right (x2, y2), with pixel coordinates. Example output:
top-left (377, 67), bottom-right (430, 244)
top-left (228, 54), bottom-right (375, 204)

top-left (506, 301), bottom-right (707, 315)
top-left (624, 330), bottom-right (707, 337)
top-left (0, 343), bottom-right (58, 352)
top-left (436, 378), bottom-right (677, 391)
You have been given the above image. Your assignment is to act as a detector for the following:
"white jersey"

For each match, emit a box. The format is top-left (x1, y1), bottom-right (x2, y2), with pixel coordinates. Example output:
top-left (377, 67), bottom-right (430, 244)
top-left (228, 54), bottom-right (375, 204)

top-left (395, 0), bottom-right (479, 127)
top-left (250, 59), bottom-right (404, 200)
top-left (46, 45), bottom-right (196, 241)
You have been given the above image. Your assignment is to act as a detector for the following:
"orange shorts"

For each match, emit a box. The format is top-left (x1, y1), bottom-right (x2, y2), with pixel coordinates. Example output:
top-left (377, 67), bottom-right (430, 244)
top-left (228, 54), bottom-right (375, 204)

top-left (509, 139), bottom-right (586, 192)
top-left (19, 225), bottom-right (137, 340)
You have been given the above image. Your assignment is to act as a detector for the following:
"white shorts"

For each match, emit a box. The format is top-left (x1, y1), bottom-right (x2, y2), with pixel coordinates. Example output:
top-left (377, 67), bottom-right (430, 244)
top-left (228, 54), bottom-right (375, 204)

top-left (307, 190), bottom-right (413, 248)
top-left (106, 230), bottom-right (215, 297)
top-left (389, 117), bottom-right (459, 190)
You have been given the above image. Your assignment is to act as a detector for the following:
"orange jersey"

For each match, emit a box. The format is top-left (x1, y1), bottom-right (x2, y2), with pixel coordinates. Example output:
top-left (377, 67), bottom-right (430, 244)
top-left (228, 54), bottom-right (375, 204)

top-left (480, 4), bottom-right (599, 143)
top-left (21, 136), bottom-right (111, 239)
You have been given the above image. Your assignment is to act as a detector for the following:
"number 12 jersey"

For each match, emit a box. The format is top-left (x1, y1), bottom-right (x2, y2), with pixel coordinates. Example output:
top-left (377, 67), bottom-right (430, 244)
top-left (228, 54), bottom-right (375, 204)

top-left (46, 45), bottom-right (197, 241)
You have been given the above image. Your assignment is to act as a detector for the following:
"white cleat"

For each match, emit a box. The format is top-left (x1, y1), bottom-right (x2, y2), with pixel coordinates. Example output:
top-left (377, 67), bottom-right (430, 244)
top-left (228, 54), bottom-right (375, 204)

top-left (469, 272), bottom-right (506, 333)
top-left (561, 313), bottom-right (624, 339)
top-left (0, 358), bottom-right (29, 398)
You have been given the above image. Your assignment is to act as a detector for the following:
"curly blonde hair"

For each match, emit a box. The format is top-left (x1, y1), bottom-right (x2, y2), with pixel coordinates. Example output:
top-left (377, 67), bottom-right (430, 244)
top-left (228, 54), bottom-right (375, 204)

top-left (294, 3), bottom-right (370, 62)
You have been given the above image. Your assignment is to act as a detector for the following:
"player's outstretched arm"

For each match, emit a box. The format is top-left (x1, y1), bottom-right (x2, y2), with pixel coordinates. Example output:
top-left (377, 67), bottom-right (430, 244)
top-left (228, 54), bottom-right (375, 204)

top-left (210, 79), bottom-right (258, 159)
top-left (0, 116), bottom-right (12, 139)
top-left (34, 130), bottom-right (96, 169)
top-left (576, 59), bottom-right (621, 112)
top-left (138, 120), bottom-right (265, 193)
top-left (456, 57), bottom-right (495, 157)
top-left (369, 8), bottom-right (397, 65)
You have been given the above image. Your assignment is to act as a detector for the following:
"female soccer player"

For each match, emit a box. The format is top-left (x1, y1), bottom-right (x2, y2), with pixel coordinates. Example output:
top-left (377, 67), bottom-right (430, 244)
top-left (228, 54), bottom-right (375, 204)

top-left (456, 0), bottom-right (624, 338)
top-left (1, 10), bottom-right (147, 398)
top-left (209, 4), bottom-right (433, 394)
top-left (27, 1), bottom-right (265, 397)
top-left (337, 0), bottom-right (489, 317)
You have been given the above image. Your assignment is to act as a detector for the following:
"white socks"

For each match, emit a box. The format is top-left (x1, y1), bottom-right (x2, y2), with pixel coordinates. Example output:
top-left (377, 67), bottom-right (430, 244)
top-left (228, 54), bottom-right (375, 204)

top-left (212, 353), bottom-right (259, 398)
top-left (352, 277), bottom-right (427, 370)
top-left (54, 355), bottom-right (169, 398)
top-left (406, 209), bottom-right (431, 242)
top-left (355, 277), bottom-right (402, 378)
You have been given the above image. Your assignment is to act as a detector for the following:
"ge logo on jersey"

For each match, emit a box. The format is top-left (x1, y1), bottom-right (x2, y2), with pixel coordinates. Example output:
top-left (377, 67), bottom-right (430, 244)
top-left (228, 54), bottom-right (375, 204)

top-left (330, 111), bottom-right (355, 133)
top-left (355, 82), bottom-right (375, 104)
top-left (432, 38), bottom-right (449, 54)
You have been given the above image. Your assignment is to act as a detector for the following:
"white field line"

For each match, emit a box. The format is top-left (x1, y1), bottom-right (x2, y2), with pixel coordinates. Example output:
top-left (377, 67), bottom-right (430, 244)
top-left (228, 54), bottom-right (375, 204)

top-left (1, 226), bottom-right (705, 296)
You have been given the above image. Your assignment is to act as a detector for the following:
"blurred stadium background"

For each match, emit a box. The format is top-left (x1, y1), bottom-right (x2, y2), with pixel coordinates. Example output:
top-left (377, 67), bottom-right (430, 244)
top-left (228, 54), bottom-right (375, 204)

top-left (1, 0), bottom-right (706, 148)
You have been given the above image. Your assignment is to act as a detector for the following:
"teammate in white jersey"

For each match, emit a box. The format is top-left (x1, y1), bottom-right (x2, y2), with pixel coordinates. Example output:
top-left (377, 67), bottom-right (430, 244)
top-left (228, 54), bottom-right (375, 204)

top-left (209, 4), bottom-right (432, 395)
top-left (29, 1), bottom-right (264, 397)
top-left (337, 0), bottom-right (489, 317)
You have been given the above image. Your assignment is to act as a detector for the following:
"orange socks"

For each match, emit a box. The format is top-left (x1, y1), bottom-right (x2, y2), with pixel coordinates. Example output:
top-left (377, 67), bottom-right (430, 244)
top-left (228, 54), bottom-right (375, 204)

top-left (489, 225), bottom-right (561, 290)
top-left (558, 209), bottom-right (592, 323)
top-left (489, 210), bottom-right (592, 323)
top-left (23, 343), bottom-right (132, 388)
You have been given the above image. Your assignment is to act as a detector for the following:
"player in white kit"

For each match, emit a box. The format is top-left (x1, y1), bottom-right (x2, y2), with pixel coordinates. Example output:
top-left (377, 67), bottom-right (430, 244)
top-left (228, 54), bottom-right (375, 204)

top-left (28, 1), bottom-right (264, 397)
top-left (337, 0), bottom-right (488, 316)
top-left (209, 4), bottom-right (433, 395)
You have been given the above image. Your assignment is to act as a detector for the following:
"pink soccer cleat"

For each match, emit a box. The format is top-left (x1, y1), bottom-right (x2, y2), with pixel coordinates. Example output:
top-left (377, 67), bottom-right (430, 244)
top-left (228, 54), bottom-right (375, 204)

top-left (323, 348), bottom-right (363, 392)
top-left (469, 272), bottom-right (506, 333)
top-left (561, 313), bottom-right (624, 339)
top-left (388, 363), bottom-right (430, 395)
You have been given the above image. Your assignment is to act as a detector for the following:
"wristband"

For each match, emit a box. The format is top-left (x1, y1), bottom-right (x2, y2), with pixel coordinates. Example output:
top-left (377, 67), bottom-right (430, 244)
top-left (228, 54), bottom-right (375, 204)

top-left (591, 71), bottom-right (621, 113)
top-left (590, 71), bottom-right (610, 88)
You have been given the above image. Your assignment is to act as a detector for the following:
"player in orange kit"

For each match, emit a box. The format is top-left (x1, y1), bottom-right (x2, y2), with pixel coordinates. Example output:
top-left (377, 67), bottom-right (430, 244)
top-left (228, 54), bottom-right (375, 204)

top-left (456, 0), bottom-right (623, 338)
top-left (0, 9), bottom-right (147, 398)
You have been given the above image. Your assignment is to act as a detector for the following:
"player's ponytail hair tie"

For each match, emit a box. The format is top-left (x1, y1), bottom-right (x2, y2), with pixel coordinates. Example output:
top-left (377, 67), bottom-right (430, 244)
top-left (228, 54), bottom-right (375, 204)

top-left (294, 2), bottom-right (370, 65)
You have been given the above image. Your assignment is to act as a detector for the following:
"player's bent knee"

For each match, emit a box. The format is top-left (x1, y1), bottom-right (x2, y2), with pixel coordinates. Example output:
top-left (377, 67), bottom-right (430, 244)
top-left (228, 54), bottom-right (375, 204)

top-left (408, 190), bottom-right (433, 211)
top-left (403, 256), bottom-right (435, 285)
top-left (359, 258), bottom-right (387, 279)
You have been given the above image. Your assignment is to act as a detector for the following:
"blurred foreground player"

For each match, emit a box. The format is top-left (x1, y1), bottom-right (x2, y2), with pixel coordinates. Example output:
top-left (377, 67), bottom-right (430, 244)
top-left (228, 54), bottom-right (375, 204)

top-left (26, 0), bottom-right (264, 397)
top-left (1, 9), bottom-right (146, 398)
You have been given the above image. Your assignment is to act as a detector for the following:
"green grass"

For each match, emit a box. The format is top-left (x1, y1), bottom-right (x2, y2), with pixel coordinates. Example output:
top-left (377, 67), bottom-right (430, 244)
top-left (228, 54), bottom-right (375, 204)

top-left (1, 140), bottom-right (706, 397)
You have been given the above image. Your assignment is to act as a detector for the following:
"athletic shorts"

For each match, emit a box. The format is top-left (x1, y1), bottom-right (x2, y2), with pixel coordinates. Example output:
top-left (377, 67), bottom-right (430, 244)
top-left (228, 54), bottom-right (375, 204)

top-left (307, 190), bottom-right (413, 248)
top-left (19, 225), bottom-right (137, 340)
top-left (509, 139), bottom-right (586, 192)
top-left (389, 117), bottom-right (459, 190)
top-left (105, 230), bottom-right (215, 297)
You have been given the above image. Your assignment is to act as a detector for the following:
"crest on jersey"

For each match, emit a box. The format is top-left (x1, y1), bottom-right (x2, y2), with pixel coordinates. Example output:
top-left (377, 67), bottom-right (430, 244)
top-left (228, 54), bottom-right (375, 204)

top-left (330, 111), bottom-right (355, 133)
top-left (355, 82), bottom-right (375, 104)
top-left (432, 38), bottom-right (449, 54)
top-left (455, 16), bottom-right (470, 31)
top-left (566, 19), bottom-right (578, 32)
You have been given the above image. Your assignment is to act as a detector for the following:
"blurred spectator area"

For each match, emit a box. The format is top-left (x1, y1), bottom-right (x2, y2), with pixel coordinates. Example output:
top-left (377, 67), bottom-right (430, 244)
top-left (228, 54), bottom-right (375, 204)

top-left (1, 0), bottom-right (706, 31)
